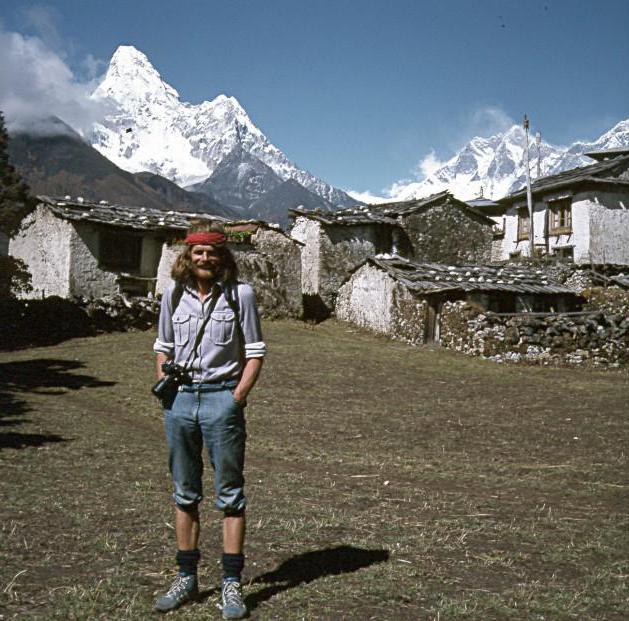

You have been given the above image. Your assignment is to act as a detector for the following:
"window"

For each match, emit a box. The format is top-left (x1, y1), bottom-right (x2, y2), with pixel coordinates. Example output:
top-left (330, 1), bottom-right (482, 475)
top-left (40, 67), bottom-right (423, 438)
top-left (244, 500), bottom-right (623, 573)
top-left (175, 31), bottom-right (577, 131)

top-left (553, 246), bottom-right (574, 261)
top-left (548, 198), bottom-right (572, 234)
top-left (99, 230), bottom-right (142, 271)
top-left (517, 207), bottom-right (530, 241)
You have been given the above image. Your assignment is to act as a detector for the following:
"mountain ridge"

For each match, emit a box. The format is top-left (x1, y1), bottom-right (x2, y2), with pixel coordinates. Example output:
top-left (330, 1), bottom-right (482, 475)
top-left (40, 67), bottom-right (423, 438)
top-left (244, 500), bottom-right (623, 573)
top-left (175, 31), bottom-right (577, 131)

top-left (8, 117), bottom-right (237, 218)
top-left (390, 118), bottom-right (629, 202)
top-left (90, 45), bottom-right (355, 210)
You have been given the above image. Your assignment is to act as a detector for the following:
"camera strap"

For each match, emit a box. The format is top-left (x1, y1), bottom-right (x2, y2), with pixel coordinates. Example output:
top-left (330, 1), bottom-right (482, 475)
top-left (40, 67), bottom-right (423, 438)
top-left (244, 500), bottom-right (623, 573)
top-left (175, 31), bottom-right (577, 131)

top-left (223, 282), bottom-right (246, 368)
top-left (181, 285), bottom-right (220, 371)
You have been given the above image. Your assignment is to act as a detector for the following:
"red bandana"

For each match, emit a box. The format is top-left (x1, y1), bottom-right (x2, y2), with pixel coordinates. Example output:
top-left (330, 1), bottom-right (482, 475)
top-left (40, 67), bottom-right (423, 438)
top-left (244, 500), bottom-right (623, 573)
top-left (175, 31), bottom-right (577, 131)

top-left (184, 231), bottom-right (227, 246)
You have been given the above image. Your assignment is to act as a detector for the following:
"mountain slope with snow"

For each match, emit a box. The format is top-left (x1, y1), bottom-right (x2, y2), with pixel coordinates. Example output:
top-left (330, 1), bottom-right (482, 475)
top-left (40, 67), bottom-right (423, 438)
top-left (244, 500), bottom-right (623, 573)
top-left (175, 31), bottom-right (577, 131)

top-left (391, 119), bottom-right (629, 202)
top-left (90, 46), bottom-right (353, 207)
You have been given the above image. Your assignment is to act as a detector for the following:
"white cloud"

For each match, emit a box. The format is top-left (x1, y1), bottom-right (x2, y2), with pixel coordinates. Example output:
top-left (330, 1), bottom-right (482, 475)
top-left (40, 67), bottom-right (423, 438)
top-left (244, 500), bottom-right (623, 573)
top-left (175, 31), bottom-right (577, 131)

top-left (21, 4), bottom-right (65, 55)
top-left (81, 53), bottom-right (108, 81)
top-left (414, 150), bottom-right (446, 178)
top-left (470, 106), bottom-right (515, 138)
top-left (0, 26), bottom-right (110, 136)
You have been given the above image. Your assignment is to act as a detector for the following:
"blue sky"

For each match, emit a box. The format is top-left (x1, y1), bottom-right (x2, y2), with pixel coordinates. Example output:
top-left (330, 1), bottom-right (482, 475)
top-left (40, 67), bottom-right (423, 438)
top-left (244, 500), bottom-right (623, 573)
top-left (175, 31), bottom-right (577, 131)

top-left (1, 0), bottom-right (628, 195)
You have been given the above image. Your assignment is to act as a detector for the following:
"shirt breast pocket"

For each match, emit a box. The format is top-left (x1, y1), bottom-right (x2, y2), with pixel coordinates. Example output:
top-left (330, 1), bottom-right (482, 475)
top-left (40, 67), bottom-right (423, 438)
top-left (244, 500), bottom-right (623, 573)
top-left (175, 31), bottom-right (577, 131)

top-left (209, 310), bottom-right (235, 346)
top-left (173, 314), bottom-right (191, 347)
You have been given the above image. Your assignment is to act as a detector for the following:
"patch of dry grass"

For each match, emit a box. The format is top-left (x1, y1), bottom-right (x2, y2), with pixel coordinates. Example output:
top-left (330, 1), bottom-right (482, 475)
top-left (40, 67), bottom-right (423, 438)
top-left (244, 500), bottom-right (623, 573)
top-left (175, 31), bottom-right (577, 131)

top-left (0, 319), bottom-right (627, 619)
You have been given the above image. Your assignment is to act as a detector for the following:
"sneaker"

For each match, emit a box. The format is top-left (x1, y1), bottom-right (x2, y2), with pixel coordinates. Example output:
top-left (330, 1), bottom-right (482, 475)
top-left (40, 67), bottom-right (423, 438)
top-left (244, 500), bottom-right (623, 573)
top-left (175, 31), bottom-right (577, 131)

top-left (221, 579), bottom-right (247, 619)
top-left (154, 573), bottom-right (199, 612)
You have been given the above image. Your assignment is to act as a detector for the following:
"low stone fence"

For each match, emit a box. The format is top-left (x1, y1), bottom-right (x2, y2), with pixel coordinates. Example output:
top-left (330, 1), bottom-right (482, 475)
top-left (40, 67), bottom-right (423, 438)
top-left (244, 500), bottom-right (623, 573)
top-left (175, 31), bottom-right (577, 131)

top-left (440, 300), bottom-right (628, 368)
top-left (0, 295), bottom-right (160, 350)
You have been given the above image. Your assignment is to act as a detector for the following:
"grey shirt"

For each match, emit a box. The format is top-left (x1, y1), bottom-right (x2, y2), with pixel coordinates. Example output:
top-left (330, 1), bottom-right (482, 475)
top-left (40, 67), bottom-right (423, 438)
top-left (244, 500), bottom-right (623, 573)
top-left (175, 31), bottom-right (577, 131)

top-left (154, 281), bottom-right (266, 382)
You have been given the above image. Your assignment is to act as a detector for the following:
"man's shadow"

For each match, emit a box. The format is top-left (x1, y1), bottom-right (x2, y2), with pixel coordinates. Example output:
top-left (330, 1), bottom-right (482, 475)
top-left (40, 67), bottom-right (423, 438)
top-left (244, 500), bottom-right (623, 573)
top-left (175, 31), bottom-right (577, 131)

top-left (246, 546), bottom-right (389, 611)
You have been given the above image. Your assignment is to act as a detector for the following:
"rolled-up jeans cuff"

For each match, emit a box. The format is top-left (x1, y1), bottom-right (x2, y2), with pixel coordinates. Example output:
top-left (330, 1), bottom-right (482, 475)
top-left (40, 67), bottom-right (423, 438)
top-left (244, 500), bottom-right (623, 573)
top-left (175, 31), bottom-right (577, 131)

top-left (175, 501), bottom-right (200, 513)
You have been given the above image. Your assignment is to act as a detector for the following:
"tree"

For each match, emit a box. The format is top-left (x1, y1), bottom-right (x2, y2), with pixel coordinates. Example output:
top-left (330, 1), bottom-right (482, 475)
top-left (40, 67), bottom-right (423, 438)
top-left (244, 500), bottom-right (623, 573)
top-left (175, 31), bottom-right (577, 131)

top-left (0, 110), bottom-right (34, 237)
top-left (0, 255), bottom-right (32, 297)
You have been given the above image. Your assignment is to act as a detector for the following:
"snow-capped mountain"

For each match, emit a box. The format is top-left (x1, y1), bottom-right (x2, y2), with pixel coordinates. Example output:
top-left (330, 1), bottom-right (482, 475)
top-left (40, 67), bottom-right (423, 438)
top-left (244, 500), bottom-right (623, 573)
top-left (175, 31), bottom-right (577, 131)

top-left (391, 119), bottom-right (629, 202)
top-left (90, 46), bottom-right (353, 207)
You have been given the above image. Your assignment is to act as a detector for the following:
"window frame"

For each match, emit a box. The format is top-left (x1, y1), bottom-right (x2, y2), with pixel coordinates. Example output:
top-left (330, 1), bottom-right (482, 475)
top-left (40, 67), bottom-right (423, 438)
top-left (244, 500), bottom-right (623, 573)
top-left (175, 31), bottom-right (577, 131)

top-left (547, 197), bottom-right (573, 235)
top-left (517, 207), bottom-right (530, 241)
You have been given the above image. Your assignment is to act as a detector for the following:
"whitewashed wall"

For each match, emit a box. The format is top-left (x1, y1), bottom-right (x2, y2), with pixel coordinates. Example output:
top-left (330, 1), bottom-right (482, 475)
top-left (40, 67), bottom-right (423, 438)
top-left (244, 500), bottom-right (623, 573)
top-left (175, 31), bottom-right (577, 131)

top-left (588, 191), bottom-right (629, 264)
top-left (336, 263), bottom-right (427, 344)
top-left (290, 216), bottom-right (321, 295)
top-left (155, 241), bottom-right (180, 296)
top-left (498, 188), bottom-right (629, 265)
top-left (9, 206), bottom-right (73, 298)
top-left (337, 263), bottom-right (395, 331)
top-left (69, 222), bottom-right (118, 298)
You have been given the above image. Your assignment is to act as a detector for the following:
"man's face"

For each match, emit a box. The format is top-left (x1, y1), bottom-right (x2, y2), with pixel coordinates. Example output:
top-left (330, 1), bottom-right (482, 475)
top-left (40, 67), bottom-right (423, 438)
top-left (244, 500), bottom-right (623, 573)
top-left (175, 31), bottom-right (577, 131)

top-left (191, 244), bottom-right (221, 281)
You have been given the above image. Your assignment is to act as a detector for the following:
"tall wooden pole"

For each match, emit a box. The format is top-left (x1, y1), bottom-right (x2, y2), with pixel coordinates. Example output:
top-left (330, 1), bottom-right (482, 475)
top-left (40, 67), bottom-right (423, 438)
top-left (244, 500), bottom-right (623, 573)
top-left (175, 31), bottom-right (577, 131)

top-left (524, 115), bottom-right (534, 258)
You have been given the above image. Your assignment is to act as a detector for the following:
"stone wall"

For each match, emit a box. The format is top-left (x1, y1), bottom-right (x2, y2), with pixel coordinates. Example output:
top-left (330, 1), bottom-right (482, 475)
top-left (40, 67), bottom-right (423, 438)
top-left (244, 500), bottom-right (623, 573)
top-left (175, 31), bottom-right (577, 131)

top-left (390, 286), bottom-right (427, 345)
top-left (319, 224), bottom-right (392, 313)
top-left (401, 204), bottom-right (493, 264)
top-left (234, 227), bottom-right (302, 319)
top-left (336, 263), bottom-right (427, 345)
top-left (439, 300), bottom-right (628, 368)
top-left (582, 286), bottom-right (629, 316)
top-left (0, 295), bottom-right (160, 350)
top-left (156, 228), bottom-right (302, 319)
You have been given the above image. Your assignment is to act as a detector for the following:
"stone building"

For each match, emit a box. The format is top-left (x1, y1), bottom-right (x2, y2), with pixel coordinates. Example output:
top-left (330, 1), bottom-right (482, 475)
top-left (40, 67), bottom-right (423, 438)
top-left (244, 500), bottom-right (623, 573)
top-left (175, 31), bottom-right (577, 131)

top-left (9, 196), bottom-right (302, 317)
top-left (336, 256), bottom-right (582, 344)
top-left (495, 150), bottom-right (629, 265)
top-left (291, 191), bottom-right (496, 318)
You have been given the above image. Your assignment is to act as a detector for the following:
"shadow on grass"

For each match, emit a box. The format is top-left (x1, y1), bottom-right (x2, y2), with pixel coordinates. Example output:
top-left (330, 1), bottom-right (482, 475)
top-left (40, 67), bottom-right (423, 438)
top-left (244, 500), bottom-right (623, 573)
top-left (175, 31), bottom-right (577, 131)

top-left (0, 358), bottom-right (116, 450)
top-left (245, 545), bottom-right (390, 612)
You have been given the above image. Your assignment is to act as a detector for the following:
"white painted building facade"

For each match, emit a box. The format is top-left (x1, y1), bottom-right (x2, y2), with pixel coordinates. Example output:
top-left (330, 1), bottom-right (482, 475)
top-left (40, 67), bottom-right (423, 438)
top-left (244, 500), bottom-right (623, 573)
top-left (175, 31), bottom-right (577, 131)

top-left (496, 154), bottom-right (629, 265)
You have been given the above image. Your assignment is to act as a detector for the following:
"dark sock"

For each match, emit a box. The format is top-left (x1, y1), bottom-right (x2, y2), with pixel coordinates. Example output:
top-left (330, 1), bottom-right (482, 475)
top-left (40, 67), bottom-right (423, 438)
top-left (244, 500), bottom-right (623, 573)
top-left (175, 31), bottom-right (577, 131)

top-left (222, 553), bottom-right (245, 581)
top-left (176, 548), bottom-right (200, 576)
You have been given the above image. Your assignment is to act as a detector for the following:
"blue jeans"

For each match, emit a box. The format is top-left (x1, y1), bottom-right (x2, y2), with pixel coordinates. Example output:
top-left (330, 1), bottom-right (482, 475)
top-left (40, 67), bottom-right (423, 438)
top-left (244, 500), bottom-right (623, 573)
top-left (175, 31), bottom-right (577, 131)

top-left (163, 381), bottom-right (247, 513)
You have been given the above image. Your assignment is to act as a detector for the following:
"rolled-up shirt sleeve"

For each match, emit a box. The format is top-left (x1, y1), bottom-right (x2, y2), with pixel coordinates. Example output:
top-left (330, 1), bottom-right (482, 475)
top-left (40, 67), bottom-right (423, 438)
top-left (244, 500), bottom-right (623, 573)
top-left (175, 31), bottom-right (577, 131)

top-left (154, 285), bottom-right (175, 355)
top-left (238, 284), bottom-right (267, 358)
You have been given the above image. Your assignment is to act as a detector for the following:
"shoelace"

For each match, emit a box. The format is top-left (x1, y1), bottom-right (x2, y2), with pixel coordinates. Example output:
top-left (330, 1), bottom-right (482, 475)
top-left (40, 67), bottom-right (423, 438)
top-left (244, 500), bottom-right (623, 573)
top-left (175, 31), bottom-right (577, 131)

top-left (167, 576), bottom-right (192, 599)
top-left (222, 581), bottom-right (243, 608)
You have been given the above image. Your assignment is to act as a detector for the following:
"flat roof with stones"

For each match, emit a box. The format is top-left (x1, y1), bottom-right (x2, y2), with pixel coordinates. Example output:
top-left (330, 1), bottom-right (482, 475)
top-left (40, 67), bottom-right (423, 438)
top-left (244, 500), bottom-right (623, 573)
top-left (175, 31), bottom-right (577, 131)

top-left (360, 255), bottom-right (580, 296)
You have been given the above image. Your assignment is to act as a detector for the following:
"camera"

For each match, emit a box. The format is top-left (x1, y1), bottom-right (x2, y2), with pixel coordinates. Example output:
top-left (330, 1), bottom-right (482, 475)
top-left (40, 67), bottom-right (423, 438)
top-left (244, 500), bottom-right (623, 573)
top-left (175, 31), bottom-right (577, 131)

top-left (151, 361), bottom-right (191, 400)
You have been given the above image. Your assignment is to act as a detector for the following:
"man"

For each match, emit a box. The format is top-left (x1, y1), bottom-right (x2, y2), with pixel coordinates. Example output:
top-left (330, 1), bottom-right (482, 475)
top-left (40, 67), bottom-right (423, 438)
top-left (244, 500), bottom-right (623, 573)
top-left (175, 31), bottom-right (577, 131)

top-left (153, 223), bottom-right (265, 619)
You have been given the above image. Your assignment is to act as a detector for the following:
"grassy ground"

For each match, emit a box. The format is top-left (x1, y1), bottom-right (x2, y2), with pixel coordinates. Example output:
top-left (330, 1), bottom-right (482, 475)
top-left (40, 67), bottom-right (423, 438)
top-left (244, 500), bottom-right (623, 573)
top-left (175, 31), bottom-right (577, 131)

top-left (0, 319), bottom-right (627, 620)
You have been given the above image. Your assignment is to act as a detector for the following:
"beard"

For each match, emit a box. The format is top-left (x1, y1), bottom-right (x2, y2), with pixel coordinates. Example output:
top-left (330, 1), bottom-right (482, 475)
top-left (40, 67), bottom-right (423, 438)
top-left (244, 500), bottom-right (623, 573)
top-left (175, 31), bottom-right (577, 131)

top-left (192, 263), bottom-right (221, 282)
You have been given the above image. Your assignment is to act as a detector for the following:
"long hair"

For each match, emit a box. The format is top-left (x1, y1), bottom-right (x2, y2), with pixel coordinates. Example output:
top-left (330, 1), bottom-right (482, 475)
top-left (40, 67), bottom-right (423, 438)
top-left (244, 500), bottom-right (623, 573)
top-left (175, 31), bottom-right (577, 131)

top-left (171, 221), bottom-right (238, 287)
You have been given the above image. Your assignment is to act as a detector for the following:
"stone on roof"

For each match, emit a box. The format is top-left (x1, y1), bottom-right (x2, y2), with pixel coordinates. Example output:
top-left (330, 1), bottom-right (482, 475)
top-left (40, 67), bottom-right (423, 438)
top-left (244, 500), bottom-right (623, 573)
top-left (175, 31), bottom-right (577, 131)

top-left (291, 190), bottom-right (495, 226)
top-left (363, 256), bottom-right (580, 296)
top-left (36, 196), bottom-right (289, 239)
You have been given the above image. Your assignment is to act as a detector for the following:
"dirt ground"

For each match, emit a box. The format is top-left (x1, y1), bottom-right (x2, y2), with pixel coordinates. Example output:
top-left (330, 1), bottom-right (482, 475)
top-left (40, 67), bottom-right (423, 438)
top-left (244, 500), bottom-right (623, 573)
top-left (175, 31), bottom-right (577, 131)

top-left (0, 319), bottom-right (627, 620)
